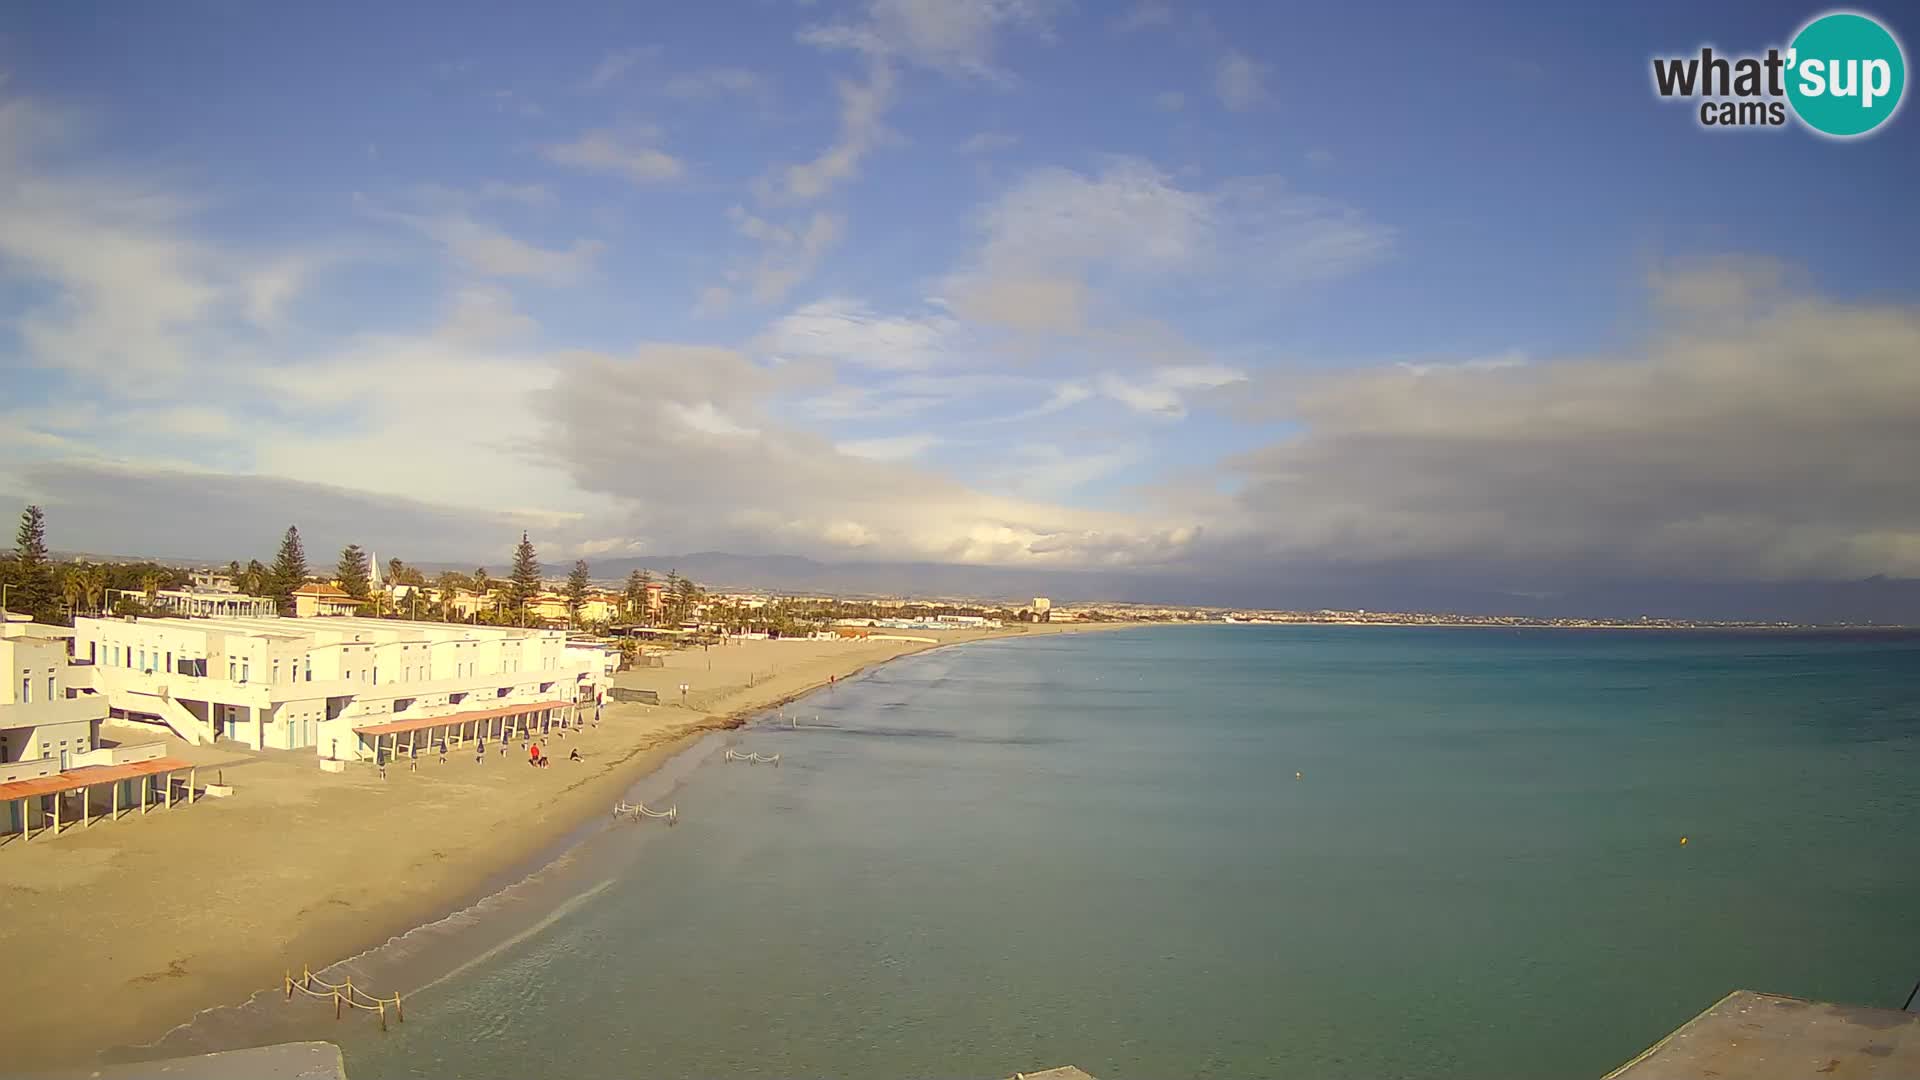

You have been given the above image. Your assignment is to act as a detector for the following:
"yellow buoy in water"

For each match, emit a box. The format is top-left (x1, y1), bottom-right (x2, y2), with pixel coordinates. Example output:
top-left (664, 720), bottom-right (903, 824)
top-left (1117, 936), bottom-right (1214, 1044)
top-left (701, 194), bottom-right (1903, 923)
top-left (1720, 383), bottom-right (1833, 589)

top-left (1679, 836), bottom-right (1688, 846)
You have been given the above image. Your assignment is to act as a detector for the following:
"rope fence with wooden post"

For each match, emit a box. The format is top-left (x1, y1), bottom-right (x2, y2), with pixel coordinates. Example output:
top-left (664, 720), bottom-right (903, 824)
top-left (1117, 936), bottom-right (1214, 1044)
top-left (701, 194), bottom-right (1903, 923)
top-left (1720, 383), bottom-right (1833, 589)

top-left (285, 964), bottom-right (407, 1032)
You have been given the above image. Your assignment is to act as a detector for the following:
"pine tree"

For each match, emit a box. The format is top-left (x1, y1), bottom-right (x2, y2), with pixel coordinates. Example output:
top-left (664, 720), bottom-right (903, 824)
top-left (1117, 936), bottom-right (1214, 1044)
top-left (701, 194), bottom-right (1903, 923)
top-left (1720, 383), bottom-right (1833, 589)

top-left (662, 569), bottom-right (681, 624)
top-left (388, 558), bottom-right (405, 586)
top-left (676, 575), bottom-right (698, 625)
top-left (337, 544), bottom-right (371, 600)
top-left (508, 532), bottom-right (541, 625)
top-left (623, 570), bottom-right (646, 621)
top-left (6, 505), bottom-right (57, 621)
top-left (271, 526), bottom-right (309, 609)
top-left (565, 560), bottom-right (592, 624)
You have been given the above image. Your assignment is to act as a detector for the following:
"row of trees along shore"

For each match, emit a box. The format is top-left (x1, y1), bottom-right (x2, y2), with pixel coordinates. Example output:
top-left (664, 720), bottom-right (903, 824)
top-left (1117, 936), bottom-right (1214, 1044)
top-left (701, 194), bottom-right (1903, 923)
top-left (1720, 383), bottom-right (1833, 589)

top-left (0, 506), bottom-right (709, 632)
top-left (4, 504), bottom-right (1056, 640)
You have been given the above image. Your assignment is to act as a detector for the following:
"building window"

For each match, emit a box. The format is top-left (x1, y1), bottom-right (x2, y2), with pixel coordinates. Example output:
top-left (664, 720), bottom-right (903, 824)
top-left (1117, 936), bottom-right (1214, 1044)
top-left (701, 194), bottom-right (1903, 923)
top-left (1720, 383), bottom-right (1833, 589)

top-left (47, 676), bottom-right (56, 700)
top-left (139, 648), bottom-right (147, 671)
top-left (166, 651), bottom-right (173, 673)
top-left (304, 664), bottom-right (312, 683)
top-left (372, 666), bottom-right (379, 686)
top-left (273, 660), bottom-right (280, 684)
top-left (229, 659), bottom-right (237, 681)
top-left (20, 677), bottom-right (28, 703)
top-left (241, 659), bottom-right (250, 683)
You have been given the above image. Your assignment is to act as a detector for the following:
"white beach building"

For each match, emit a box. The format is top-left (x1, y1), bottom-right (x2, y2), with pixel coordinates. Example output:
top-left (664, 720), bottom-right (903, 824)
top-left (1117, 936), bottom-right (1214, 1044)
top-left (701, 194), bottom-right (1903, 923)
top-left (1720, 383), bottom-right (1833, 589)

top-left (1, 616), bottom-right (108, 773)
top-left (70, 615), bottom-right (618, 760)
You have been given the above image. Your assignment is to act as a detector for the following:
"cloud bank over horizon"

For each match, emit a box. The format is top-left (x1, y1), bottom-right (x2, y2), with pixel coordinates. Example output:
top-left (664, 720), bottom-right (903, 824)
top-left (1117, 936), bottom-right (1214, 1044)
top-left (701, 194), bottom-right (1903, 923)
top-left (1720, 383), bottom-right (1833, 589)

top-left (3, 2), bottom-right (1916, 608)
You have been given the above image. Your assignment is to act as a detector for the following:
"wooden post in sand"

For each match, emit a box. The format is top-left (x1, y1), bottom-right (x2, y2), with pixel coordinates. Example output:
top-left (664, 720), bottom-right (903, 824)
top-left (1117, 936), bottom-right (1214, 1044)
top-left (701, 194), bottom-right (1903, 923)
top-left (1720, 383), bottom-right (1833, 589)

top-left (395, 993), bottom-right (404, 1023)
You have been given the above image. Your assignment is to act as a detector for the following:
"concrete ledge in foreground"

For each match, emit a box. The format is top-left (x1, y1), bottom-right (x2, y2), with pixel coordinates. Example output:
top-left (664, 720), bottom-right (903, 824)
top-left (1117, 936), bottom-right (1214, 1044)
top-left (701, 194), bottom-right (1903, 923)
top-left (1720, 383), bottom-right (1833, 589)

top-left (16, 1042), bottom-right (346, 1080)
top-left (1605, 990), bottom-right (1920, 1078)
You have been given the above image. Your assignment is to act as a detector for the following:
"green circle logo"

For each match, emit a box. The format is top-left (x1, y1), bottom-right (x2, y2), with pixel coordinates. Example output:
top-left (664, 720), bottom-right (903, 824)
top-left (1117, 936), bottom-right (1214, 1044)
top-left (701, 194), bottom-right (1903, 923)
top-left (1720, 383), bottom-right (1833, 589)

top-left (1786, 11), bottom-right (1906, 137)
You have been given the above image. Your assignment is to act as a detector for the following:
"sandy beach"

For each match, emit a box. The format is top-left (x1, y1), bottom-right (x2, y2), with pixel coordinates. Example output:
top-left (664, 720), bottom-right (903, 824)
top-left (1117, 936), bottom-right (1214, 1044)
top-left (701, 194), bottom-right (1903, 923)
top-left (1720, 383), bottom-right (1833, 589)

top-left (0, 623), bottom-right (1129, 1071)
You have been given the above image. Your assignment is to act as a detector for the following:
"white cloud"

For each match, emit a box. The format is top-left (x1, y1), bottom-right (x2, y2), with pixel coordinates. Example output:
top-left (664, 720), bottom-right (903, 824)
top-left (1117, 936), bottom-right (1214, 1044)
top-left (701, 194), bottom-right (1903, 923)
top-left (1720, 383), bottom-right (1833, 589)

top-left (1215, 264), bottom-right (1920, 581)
top-left (767, 61), bottom-right (893, 202)
top-left (663, 67), bottom-right (764, 98)
top-left (836, 434), bottom-right (942, 461)
top-left (542, 130), bottom-right (685, 184)
top-left (799, 0), bottom-right (1062, 81)
top-left (407, 209), bottom-right (602, 283)
top-left (758, 298), bottom-right (956, 370)
top-left (439, 284), bottom-right (538, 343)
top-left (727, 208), bottom-right (844, 303)
top-left (585, 47), bottom-right (656, 90)
top-left (980, 442), bottom-right (1148, 501)
top-left (0, 96), bottom-right (305, 381)
top-left (1215, 51), bottom-right (1268, 110)
top-left (1115, 1), bottom-right (1174, 32)
top-left (1095, 364), bottom-right (1246, 418)
top-left (974, 159), bottom-right (1213, 274)
top-left (947, 160), bottom-right (1389, 345)
top-left (537, 346), bottom-right (1199, 566)
top-left (1153, 90), bottom-right (1186, 112)
top-left (958, 131), bottom-right (1019, 154)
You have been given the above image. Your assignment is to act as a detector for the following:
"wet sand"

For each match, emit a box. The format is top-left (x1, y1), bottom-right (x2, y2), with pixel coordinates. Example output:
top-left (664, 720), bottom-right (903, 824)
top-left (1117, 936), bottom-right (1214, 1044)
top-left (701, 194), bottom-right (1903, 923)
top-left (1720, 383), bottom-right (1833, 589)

top-left (0, 623), bottom-right (1128, 1071)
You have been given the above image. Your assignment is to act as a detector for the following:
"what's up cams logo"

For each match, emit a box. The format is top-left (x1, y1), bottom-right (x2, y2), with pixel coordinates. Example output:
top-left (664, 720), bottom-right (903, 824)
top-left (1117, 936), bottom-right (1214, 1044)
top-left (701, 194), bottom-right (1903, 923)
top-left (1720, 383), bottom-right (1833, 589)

top-left (1651, 10), bottom-right (1906, 137)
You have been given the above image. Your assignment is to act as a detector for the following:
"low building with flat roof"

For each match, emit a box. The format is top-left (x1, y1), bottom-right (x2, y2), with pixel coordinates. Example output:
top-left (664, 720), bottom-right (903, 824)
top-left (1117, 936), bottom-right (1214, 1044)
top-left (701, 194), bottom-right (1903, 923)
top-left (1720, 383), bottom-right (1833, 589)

top-left (71, 615), bottom-right (616, 758)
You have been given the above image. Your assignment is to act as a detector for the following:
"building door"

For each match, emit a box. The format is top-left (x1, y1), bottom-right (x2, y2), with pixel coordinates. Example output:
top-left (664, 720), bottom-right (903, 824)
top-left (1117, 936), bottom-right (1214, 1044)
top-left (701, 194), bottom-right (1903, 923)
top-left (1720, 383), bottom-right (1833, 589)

top-left (59, 749), bottom-right (69, 769)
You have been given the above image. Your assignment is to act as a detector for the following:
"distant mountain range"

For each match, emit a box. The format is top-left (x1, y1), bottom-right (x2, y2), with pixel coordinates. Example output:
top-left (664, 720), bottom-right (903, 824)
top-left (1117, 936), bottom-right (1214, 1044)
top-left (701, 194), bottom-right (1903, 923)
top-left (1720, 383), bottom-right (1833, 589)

top-left (47, 547), bottom-right (1920, 624)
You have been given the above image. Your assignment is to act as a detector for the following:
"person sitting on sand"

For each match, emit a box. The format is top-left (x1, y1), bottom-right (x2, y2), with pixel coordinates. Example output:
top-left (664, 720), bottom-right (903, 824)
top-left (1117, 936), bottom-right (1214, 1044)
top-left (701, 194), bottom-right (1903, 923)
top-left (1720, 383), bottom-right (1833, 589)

top-left (528, 744), bottom-right (541, 767)
top-left (569, 747), bottom-right (581, 762)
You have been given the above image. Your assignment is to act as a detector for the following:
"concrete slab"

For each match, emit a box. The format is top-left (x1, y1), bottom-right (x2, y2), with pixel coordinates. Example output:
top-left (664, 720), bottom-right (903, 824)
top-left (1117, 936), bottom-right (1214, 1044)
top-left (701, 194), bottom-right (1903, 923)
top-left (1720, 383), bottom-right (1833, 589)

top-left (1606, 990), bottom-right (1920, 1079)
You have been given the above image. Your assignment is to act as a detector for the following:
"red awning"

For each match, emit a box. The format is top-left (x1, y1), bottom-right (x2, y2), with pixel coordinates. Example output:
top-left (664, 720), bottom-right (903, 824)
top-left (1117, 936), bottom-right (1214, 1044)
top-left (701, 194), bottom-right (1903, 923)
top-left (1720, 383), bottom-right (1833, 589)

top-left (352, 700), bottom-right (571, 738)
top-left (0, 757), bottom-right (194, 802)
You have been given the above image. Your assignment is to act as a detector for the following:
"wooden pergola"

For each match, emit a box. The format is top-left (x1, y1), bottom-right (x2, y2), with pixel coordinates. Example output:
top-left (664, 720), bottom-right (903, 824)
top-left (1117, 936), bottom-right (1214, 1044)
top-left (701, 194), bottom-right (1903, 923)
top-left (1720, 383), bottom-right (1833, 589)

top-left (351, 699), bottom-right (578, 764)
top-left (1, 756), bottom-right (198, 847)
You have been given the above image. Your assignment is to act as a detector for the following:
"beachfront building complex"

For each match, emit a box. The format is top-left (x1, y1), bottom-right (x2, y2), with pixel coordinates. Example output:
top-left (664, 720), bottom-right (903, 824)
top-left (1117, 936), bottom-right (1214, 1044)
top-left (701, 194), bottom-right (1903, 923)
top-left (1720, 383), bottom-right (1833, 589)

top-left (1, 615), bottom-right (109, 774)
top-left (2, 613), bottom-right (194, 843)
top-left (71, 615), bottom-right (618, 759)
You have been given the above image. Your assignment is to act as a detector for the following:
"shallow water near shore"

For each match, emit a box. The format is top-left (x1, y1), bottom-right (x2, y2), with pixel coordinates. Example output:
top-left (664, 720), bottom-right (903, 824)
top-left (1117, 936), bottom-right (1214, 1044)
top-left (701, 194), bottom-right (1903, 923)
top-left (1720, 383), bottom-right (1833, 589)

top-left (310, 626), bottom-right (1914, 1079)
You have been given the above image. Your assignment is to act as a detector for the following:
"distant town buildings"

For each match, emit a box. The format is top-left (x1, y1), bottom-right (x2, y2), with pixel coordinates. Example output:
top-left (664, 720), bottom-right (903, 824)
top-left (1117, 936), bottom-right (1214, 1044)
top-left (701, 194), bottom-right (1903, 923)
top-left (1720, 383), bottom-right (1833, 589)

top-left (291, 583), bottom-right (359, 618)
top-left (110, 572), bottom-right (279, 619)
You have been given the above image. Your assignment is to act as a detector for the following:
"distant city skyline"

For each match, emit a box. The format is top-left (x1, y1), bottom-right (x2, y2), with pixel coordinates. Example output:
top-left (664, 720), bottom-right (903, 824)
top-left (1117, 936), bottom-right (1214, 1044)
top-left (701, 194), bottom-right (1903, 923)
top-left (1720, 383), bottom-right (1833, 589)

top-left (2, 1), bottom-right (1915, 611)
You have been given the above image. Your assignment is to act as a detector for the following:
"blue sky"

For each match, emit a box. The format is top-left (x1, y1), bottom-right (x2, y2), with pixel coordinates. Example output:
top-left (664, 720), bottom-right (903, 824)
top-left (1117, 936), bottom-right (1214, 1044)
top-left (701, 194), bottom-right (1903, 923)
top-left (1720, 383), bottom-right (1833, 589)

top-left (2, 1), bottom-right (1916, 593)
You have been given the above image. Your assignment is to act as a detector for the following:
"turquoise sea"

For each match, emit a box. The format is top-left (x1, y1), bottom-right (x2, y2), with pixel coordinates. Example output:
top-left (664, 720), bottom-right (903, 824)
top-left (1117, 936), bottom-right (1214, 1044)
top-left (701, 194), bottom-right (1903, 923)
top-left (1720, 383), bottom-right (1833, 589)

top-left (318, 626), bottom-right (1917, 1079)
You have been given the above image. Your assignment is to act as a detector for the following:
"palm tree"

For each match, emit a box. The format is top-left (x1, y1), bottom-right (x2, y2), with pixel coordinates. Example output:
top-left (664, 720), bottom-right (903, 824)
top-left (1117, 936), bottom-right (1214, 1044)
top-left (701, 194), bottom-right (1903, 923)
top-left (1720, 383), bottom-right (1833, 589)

top-left (81, 565), bottom-right (106, 616)
top-left (59, 567), bottom-right (84, 622)
top-left (141, 571), bottom-right (162, 604)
